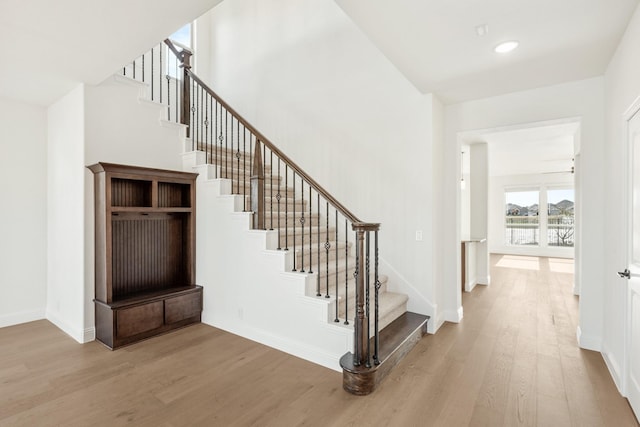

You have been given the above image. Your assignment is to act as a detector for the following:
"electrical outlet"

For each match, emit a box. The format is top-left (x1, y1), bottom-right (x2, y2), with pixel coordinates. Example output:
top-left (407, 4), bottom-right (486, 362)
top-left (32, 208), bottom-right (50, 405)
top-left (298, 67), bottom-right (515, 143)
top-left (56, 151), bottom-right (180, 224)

top-left (415, 230), bottom-right (423, 241)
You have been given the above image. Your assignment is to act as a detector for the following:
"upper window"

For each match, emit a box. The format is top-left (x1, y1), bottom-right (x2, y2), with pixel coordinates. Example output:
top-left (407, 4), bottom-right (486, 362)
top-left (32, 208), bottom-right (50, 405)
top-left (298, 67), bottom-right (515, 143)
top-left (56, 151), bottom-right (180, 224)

top-left (166, 24), bottom-right (193, 78)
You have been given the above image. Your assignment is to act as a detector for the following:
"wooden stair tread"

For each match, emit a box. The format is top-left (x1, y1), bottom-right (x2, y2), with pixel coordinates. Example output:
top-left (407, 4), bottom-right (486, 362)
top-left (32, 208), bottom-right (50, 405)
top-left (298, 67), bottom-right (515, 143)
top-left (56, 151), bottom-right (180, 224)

top-left (377, 311), bottom-right (428, 362)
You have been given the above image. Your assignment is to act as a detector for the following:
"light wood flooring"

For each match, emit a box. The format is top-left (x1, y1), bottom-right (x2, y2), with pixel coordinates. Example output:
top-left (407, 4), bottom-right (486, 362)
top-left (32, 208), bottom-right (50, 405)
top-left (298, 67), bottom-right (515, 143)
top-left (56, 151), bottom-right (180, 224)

top-left (1, 254), bottom-right (638, 426)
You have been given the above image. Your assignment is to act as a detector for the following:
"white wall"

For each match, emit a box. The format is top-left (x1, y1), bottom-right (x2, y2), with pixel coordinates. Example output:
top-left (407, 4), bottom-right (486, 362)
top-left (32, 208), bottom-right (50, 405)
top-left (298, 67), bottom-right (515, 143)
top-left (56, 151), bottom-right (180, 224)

top-left (46, 85), bottom-right (87, 342)
top-left (489, 173), bottom-right (575, 258)
top-left (470, 144), bottom-right (489, 284)
top-left (199, 0), bottom-right (439, 326)
top-left (445, 77), bottom-right (605, 350)
top-left (602, 4), bottom-right (640, 392)
top-left (44, 76), bottom-right (187, 342)
top-left (0, 97), bottom-right (48, 327)
top-left (82, 77), bottom-right (186, 335)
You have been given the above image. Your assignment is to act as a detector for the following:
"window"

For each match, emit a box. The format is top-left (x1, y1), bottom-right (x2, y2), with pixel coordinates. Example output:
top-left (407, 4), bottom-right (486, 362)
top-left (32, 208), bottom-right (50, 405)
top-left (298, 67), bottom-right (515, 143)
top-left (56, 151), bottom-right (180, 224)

top-left (505, 190), bottom-right (540, 246)
top-left (166, 24), bottom-right (193, 78)
top-left (504, 187), bottom-right (575, 248)
top-left (547, 188), bottom-right (575, 247)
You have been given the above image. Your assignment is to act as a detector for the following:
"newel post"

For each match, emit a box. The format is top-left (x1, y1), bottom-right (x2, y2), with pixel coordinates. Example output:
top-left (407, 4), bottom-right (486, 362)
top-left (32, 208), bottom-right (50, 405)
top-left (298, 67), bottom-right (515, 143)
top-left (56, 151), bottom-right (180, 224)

top-left (180, 49), bottom-right (192, 138)
top-left (251, 139), bottom-right (265, 229)
top-left (352, 222), bottom-right (380, 367)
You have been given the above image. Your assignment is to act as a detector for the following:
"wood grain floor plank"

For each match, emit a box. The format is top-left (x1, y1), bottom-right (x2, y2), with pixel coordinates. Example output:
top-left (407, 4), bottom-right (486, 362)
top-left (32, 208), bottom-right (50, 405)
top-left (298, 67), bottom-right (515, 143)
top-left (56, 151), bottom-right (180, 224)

top-left (0, 255), bottom-right (637, 426)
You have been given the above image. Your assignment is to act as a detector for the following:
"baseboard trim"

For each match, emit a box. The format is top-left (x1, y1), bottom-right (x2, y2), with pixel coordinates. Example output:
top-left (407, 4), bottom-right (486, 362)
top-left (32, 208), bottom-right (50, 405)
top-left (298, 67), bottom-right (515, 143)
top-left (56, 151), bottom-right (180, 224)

top-left (0, 309), bottom-right (45, 328)
top-left (46, 309), bottom-right (86, 344)
top-left (602, 344), bottom-right (625, 395)
top-left (203, 318), bottom-right (349, 372)
top-left (576, 326), bottom-right (602, 351)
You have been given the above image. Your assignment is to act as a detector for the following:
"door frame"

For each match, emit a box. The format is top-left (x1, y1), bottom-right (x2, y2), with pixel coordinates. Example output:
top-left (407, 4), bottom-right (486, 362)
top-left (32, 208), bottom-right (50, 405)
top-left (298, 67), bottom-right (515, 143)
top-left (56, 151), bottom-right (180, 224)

top-left (623, 94), bottom-right (640, 400)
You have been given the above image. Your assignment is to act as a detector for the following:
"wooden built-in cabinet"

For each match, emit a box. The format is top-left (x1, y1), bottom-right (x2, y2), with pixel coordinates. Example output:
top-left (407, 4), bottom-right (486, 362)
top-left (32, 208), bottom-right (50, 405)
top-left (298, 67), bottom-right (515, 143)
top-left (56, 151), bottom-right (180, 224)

top-left (88, 163), bottom-right (201, 349)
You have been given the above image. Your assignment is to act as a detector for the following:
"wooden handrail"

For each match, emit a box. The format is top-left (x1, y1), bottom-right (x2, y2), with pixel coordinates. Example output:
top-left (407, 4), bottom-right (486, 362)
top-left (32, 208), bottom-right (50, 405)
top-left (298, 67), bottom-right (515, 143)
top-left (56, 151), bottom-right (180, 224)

top-left (185, 69), bottom-right (364, 225)
top-left (163, 38), bottom-right (192, 61)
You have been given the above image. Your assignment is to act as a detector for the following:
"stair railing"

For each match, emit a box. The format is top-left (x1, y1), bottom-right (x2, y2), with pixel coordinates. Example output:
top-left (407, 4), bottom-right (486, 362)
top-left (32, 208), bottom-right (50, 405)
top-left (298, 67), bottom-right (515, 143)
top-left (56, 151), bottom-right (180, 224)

top-left (123, 39), bottom-right (383, 369)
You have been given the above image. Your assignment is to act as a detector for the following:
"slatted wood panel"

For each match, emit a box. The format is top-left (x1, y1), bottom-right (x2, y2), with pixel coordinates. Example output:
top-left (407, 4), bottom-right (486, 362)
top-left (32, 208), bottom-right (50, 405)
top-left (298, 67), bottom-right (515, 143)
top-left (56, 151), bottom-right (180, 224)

top-left (111, 178), bottom-right (152, 207)
top-left (111, 213), bottom-right (188, 300)
top-left (158, 182), bottom-right (191, 207)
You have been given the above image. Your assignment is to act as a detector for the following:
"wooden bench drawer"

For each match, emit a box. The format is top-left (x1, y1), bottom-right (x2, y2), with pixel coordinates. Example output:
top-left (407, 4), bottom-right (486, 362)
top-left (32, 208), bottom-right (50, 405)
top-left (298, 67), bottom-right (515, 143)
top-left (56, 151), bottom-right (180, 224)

top-left (116, 301), bottom-right (164, 338)
top-left (165, 291), bottom-right (202, 324)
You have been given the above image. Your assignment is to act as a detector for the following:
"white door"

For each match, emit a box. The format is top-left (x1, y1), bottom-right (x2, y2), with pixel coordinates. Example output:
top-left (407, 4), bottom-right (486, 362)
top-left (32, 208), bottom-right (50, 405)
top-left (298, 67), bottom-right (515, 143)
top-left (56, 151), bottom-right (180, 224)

top-left (624, 108), bottom-right (640, 419)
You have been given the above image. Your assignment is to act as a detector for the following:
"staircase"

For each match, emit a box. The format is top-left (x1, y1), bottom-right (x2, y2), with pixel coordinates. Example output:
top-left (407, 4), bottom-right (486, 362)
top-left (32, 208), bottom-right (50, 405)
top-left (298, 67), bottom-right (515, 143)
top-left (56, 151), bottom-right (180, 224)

top-left (116, 39), bottom-right (429, 395)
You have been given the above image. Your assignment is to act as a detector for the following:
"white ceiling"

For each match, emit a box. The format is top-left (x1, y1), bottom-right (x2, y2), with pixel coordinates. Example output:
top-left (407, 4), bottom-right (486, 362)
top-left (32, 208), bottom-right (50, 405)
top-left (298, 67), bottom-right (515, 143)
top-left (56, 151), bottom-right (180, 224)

top-left (0, 0), bottom-right (222, 106)
top-left (461, 121), bottom-right (579, 176)
top-left (336, 0), bottom-right (640, 104)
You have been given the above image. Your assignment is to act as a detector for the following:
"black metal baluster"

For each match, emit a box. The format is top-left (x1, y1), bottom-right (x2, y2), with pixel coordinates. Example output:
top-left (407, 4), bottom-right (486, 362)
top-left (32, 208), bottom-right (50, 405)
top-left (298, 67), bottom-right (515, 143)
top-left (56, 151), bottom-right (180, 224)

top-left (276, 159), bottom-right (281, 248)
top-left (237, 120), bottom-right (241, 196)
top-left (325, 203), bottom-right (329, 298)
top-left (308, 185), bottom-right (313, 273)
top-left (175, 55), bottom-right (179, 123)
top-left (334, 211), bottom-right (339, 322)
top-left (159, 45), bottom-right (162, 103)
top-left (248, 133), bottom-right (253, 208)
top-left (263, 143), bottom-right (267, 229)
top-left (318, 191), bottom-right (320, 284)
top-left (198, 85), bottom-right (202, 149)
top-left (365, 231), bottom-right (371, 368)
top-left (133, 59), bottom-right (136, 79)
top-left (204, 91), bottom-right (209, 161)
top-left (300, 182), bottom-right (305, 272)
top-left (142, 53), bottom-right (145, 83)
top-left (352, 231), bottom-right (359, 336)
top-left (344, 219), bottom-right (349, 325)
top-left (374, 230), bottom-right (380, 365)
top-left (166, 73), bottom-right (170, 121)
top-left (270, 152), bottom-right (274, 230)
top-left (284, 164), bottom-right (289, 251)
top-left (209, 96), bottom-right (214, 163)
top-left (225, 110), bottom-right (229, 179)
top-left (292, 172), bottom-right (296, 271)
top-left (216, 101), bottom-right (221, 178)
top-left (243, 127), bottom-right (247, 211)
top-left (151, 47), bottom-right (154, 101)
top-left (230, 116), bottom-right (234, 192)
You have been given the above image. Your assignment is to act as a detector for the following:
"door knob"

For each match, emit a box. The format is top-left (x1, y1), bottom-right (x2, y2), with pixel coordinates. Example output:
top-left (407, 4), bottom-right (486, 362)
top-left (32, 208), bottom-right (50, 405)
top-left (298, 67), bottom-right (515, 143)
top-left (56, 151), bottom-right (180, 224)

top-left (618, 269), bottom-right (631, 279)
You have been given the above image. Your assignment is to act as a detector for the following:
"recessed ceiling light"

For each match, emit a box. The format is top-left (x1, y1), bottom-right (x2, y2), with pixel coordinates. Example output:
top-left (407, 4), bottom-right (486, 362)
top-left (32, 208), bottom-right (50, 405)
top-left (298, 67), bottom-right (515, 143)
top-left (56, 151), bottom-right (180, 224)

top-left (494, 40), bottom-right (519, 53)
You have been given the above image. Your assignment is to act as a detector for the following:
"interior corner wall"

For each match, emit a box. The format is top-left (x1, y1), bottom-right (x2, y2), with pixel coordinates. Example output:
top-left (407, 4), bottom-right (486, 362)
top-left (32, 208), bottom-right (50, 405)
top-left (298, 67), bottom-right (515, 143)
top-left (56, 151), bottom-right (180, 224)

top-left (602, 3), bottom-right (640, 391)
top-left (199, 0), bottom-right (438, 322)
top-left (46, 84), bottom-right (87, 342)
top-left (82, 77), bottom-right (185, 336)
top-left (0, 97), bottom-right (48, 328)
top-left (444, 76), bottom-right (606, 351)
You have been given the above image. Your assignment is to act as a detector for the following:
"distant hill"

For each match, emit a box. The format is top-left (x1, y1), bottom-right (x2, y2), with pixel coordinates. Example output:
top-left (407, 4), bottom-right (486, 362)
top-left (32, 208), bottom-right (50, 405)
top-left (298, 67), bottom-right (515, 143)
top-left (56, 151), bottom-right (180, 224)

top-left (506, 199), bottom-right (574, 216)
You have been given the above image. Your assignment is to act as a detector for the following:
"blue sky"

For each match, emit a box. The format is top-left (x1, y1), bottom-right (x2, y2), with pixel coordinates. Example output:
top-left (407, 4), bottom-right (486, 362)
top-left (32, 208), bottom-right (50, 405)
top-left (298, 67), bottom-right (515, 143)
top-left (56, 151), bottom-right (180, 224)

top-left (170, 24), bottom-right (191, 47)
top-left (506, 189), bottom-right (574, 207)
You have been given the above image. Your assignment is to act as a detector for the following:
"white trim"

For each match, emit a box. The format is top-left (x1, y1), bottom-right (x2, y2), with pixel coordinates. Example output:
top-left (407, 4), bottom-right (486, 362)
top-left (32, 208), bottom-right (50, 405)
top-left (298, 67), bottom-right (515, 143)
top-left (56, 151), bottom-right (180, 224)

top-left (46, 310), bottom-right (85, 344)
top-left (576, 325), bottom-right (601, 351)
top-left (623, 94), bottom-right (640, 121)
top-left (442, 306), bottom-right (464, 324)
top-left (602, 343), bottom-right (625, 394)
top-left (0, 309), bottom-right (45, 328)
top-left (477, 275), bottom-right (491, 285)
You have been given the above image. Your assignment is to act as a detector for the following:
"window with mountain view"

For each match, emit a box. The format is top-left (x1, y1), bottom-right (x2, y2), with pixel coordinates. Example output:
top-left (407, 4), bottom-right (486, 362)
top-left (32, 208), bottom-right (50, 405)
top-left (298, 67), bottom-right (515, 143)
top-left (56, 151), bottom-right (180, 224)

top-left (505, 190), bottom-right (539, 246)
top-left (547, 188), bottom-right (574, 247)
